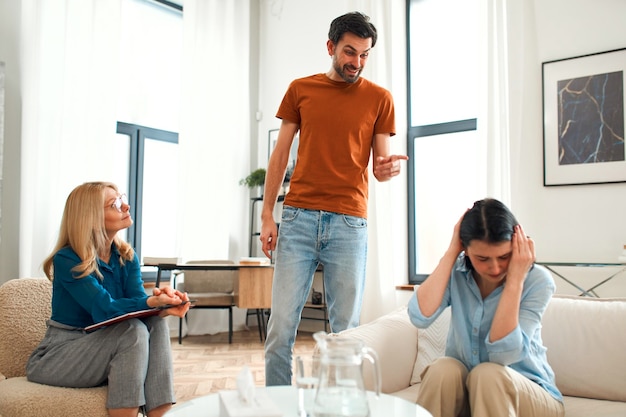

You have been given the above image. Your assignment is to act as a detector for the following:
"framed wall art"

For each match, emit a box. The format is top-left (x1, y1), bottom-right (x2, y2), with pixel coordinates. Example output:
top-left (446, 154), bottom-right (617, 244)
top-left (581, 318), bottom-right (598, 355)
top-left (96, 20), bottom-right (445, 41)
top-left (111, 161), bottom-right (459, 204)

top-left (542, 47), bottom-right (626, 186)
top-left (267, 128), bottom-right (299, 181)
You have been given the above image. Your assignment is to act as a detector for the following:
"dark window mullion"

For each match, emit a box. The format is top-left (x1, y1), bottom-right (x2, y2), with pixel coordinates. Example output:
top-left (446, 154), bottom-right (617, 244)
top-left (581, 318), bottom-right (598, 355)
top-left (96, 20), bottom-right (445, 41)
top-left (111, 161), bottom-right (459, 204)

top-left (410, 119), bottom-right (477, 139)
top-left (134, 131), bottom-right (146, 258)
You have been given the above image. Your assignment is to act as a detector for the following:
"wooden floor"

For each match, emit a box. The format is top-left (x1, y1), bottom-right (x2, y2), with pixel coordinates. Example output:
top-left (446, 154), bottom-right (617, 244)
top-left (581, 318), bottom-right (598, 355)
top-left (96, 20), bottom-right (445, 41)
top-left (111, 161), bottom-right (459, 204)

top-left (171, 328), bottom-right (316, 405)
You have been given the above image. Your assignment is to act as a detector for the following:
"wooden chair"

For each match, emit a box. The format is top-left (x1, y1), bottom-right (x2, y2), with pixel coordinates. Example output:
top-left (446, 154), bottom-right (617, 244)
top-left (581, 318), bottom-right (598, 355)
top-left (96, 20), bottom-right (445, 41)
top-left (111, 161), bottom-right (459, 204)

top-left (174, 260), bottom-right (236, 344)
top-left (0, 278), bottom-right (108, 417)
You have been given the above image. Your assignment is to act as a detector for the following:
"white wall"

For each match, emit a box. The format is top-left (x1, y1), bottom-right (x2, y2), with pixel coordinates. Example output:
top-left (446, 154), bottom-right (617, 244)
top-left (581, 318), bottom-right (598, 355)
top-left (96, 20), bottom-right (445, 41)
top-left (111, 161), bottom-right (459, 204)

top-left (511, 0), bottom-right (626, 297)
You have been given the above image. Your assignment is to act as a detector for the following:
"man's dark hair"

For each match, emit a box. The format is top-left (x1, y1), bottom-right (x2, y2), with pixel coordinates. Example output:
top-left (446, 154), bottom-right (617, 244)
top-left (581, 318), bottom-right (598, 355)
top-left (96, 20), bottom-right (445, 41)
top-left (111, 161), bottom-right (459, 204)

top-left (328, 11), bottom-right (377, 47)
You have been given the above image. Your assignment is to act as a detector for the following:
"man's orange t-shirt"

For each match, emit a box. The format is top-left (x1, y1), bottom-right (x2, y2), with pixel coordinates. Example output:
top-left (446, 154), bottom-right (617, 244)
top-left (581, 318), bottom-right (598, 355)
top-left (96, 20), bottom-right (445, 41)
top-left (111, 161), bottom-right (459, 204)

top-left (276, 74), bottom-right (396, 219)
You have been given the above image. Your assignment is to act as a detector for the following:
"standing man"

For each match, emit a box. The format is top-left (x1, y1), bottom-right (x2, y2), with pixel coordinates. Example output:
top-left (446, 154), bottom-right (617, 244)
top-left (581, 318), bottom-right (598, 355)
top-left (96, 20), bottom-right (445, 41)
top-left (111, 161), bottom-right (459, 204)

top-left (261, 11), bottom-right (408, 386)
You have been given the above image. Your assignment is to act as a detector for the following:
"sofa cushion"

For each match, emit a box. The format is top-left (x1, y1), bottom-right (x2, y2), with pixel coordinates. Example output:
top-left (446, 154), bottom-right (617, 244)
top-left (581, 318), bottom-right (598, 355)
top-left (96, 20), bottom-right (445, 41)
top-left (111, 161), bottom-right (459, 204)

top-left (561, 395), bottom-right (626, 417)
top-left (0, 376), bottom-right (108, 417)
top-left (410, 307), bottom-right (451, 385)
top-left (541, 295), bottom-right (626, 402)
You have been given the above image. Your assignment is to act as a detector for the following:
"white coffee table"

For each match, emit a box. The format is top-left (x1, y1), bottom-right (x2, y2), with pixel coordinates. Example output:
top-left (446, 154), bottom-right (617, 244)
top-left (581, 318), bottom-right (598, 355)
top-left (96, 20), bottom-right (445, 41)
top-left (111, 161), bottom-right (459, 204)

top-left (165, 385), bottom-right (432, 416)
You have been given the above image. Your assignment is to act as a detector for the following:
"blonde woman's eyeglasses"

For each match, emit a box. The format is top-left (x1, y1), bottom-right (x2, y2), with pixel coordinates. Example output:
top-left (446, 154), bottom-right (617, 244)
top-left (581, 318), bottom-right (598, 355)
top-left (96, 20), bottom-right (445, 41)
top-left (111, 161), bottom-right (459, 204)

top-left (109, 194), bottom-right (128, 213)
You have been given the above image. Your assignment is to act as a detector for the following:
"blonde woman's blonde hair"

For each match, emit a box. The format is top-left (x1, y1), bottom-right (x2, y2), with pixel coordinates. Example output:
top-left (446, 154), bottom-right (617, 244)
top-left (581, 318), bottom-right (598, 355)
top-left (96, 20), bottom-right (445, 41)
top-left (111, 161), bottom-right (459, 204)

top-left (42, 182), bottom-right (134, 280)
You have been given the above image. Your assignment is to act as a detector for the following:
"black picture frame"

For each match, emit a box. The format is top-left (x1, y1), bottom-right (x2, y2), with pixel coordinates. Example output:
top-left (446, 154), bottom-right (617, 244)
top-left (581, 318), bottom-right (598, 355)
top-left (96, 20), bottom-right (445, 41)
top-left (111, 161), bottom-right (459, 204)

top-left (542, 47), bottom-right (626, 186)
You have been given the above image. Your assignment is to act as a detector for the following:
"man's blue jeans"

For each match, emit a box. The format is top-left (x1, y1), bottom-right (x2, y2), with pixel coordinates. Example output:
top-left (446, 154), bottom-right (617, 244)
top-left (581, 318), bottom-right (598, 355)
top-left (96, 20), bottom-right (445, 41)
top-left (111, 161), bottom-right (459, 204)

top-left (264, 206), bottom-right (368, 386)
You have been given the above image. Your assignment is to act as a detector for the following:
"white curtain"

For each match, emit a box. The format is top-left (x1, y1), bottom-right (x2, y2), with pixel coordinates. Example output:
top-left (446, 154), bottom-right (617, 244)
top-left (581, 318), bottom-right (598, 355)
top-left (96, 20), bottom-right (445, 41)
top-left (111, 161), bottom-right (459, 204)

top-left (18, 0), bottom-right (251, 279)
top-left (501, 0), bottom-right (535, 208)
top-left (336, 1), bottom-right (409, 324)
top-left (19, 0), bottom-right (122, 277)
top-left (177, 0), bottom-right (251, 263)
top-left (482, 0), bottom-right (522, 205)
top-left (17, 0), bottom-right (257, 336)
top-left (173, 0), bottom-right (253, 336)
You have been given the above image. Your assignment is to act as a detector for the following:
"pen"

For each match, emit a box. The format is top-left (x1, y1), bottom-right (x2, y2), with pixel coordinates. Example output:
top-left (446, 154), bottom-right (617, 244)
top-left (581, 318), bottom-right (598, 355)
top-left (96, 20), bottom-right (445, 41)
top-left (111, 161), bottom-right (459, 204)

top-left (158, 300), bottom-right (196, 310)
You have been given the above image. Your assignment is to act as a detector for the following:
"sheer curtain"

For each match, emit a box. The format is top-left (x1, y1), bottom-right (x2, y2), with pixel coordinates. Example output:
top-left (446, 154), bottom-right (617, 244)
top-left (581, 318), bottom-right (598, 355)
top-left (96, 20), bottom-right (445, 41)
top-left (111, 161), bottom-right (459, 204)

top-left (343, 1), bottom-right (409, 323)
top-left (18, 0), bottom-right (251, 278)
top-left (482, 0), bottom-right (527, 205)
top-left (175, 0), bottom-right (253, 336)
top-left (19, 0), bottom-right (122, 277)
top-left (177, 0), bottom-right (251, 262)
top-left (497, 0), bottom-right (534, 207)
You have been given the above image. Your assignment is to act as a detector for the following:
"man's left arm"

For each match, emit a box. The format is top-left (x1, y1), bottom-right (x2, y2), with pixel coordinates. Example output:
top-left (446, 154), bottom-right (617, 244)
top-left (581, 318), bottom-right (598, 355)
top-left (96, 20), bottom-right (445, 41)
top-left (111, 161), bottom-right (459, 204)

top-left (372, 133), bottom-right (409, 182)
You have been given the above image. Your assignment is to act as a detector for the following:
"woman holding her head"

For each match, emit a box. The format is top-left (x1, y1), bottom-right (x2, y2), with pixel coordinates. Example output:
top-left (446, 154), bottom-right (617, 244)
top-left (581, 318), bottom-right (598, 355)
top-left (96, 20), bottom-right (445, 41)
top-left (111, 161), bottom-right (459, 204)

top-left (27, 182), bottom-right (190, 417)
top-left (408, 198), bottom-right (564, 417)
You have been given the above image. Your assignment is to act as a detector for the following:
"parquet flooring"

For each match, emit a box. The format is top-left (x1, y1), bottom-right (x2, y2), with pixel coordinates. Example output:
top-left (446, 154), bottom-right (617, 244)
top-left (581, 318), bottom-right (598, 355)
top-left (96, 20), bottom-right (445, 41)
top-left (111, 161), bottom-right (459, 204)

top-left (171, 328), bottom-right (316, 405)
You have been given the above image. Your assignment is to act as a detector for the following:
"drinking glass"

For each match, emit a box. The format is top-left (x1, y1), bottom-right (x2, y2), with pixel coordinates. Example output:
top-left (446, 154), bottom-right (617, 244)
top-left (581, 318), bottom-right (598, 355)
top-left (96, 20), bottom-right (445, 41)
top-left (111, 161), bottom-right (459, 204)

top-left (295, 355), bottom-right (320, 417)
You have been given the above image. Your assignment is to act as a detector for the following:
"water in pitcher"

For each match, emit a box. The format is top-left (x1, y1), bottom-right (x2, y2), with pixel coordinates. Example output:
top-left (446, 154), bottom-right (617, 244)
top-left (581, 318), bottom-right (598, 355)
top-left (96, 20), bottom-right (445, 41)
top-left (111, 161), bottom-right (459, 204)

top-left (312, 385), bottom-right (370, 417)
top-left (311, 332), bottom-right (381, 417)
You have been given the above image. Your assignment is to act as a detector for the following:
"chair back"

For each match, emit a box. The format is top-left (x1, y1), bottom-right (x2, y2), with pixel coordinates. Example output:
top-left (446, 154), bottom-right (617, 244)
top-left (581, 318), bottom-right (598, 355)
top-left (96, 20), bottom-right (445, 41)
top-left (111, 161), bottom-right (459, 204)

top-left (0, 278), bottom-right (52, 378)
top-left (183, 260), bottom-right (236, 294)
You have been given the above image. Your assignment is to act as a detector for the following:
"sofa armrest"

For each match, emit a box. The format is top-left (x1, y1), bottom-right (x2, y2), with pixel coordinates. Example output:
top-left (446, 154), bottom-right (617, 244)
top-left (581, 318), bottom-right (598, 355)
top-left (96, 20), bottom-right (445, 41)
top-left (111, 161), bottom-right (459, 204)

top-left (336, 307), bottom-right (418, 394)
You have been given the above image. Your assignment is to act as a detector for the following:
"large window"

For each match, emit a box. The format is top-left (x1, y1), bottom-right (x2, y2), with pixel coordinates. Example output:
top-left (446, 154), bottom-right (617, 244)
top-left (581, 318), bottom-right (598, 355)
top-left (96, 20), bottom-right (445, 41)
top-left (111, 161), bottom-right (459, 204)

top-left (116, 123), bottom-right (179, 262)
top-left (116, 0), bottom-right (183, 280)
top-left (407, 0), bottom-right (485, 283)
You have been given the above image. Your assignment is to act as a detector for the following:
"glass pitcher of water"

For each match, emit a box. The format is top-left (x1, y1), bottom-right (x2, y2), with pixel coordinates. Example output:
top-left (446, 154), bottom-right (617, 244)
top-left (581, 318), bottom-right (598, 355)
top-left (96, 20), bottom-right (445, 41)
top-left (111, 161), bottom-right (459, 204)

top-left (311, 331), bottom-right (381, 417)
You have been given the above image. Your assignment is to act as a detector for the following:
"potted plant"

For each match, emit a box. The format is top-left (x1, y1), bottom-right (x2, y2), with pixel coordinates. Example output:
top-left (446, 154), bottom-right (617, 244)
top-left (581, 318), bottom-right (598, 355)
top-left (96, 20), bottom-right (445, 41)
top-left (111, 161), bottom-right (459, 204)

top-left (240, 168), bottom-right (266, 196)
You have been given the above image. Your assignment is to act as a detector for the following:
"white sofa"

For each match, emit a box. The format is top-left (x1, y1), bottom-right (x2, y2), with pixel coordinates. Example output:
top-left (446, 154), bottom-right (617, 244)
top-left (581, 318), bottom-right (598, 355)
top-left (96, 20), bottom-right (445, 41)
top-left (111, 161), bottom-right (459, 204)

top-left (338, 294), bottom-right (626, 417)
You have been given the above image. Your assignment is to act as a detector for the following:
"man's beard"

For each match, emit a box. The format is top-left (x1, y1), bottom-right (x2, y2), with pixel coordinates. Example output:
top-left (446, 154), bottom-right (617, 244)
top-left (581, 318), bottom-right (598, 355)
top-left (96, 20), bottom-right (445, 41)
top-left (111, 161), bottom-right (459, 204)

top-left (334, 61), bottom-right (362, 84)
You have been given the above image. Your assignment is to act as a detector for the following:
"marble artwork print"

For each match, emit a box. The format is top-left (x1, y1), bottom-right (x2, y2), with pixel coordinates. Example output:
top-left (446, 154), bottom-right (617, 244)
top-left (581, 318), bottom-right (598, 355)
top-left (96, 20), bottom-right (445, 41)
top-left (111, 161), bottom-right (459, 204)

top-left (557, 70), bottom-right (624, 165)
top-left (543, 48), bottom-right (626, 186)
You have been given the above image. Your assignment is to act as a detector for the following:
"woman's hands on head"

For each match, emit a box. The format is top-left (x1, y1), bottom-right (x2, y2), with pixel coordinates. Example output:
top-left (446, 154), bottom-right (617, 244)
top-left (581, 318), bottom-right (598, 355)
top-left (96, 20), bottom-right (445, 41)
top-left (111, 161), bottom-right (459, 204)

top-left (507, 224), bottom-right (535, 286)
top-left (150, 287), bottom-right (191, 318)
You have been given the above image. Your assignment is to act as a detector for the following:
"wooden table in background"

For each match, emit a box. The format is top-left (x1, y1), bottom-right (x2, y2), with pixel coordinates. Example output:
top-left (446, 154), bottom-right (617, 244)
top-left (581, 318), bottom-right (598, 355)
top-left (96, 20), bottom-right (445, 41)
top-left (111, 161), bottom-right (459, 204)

top-left (234, 265), bottom-right (274, 309)
top-left (146, 262), bottom-right (274, 309)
